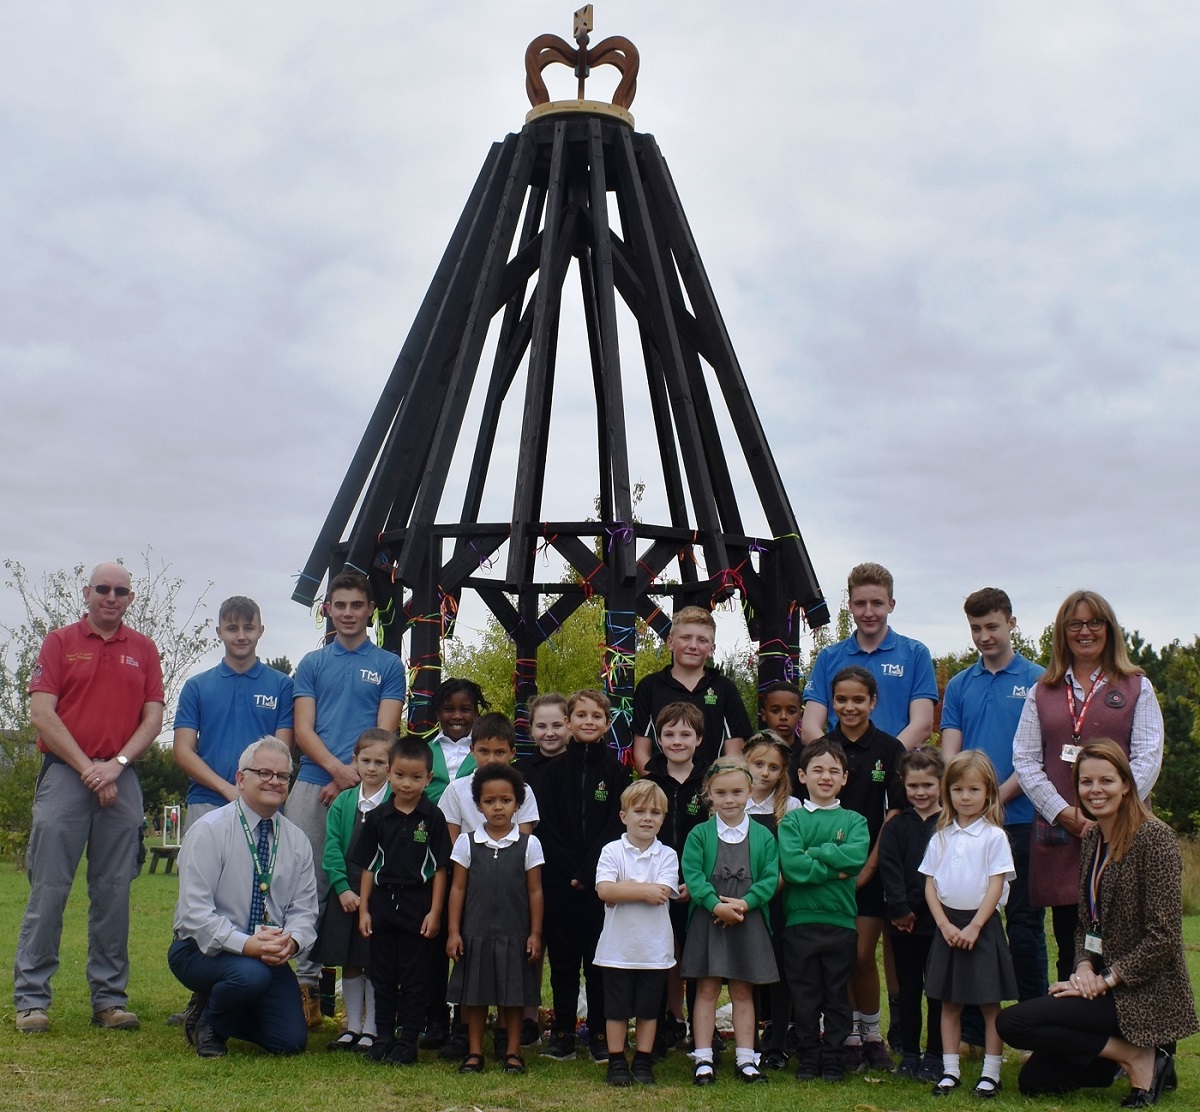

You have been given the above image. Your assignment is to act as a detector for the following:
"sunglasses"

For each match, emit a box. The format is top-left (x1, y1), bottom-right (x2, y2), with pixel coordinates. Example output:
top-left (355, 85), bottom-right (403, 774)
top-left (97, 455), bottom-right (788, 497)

top-left (90, 585), bottom-right (132, 597)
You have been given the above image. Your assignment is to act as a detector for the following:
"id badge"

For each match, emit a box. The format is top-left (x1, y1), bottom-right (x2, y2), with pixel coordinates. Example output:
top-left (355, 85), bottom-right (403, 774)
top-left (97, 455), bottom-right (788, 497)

top-left (1061, 744), bottom-right (1081, 764)
top-left (1084, 931), bottom-right (1103, 956)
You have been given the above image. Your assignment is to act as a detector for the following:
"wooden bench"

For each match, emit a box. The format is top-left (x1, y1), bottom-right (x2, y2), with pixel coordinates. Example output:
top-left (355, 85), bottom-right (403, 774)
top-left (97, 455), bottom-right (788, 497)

top-left (148, 846), bottom-right (181, 874)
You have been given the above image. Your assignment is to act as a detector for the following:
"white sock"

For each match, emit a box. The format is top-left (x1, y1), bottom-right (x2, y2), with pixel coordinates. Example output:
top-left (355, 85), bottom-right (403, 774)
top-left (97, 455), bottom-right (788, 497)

top-left (861, 1010), bottom-right (882, 1041)
top-left (845, 1012), bottom-right (863, 1046)
top-left (342, 973), bottom-right (365, 1034)
top-left (942, 1052), bottom-right (961, 1080)
top-left (736, 1046), bottom-right (758, 1067)
top-left (982, 1054), bottom-right (1003, 1082)
top-left (361, 978), bottom-right (377, 1038)
top-left (691, 1047), bottom-right (713, 1064)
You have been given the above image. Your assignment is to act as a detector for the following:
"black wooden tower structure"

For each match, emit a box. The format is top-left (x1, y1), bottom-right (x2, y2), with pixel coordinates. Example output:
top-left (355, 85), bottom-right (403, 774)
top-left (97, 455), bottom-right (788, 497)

top-left (294, 9), bottom-right (829, 754)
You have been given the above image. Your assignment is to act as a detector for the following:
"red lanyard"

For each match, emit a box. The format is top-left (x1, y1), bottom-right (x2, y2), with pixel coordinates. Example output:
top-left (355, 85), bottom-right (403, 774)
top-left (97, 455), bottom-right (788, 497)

top-left (1066, 674), bottom-right (1107, 742)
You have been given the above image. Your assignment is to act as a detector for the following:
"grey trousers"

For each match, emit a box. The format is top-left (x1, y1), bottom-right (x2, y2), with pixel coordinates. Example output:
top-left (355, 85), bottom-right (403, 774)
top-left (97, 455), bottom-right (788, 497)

top-left (13, 759), bottom-right (143, 1011)
top-left (284, 780), bottom-right (330, 986)
top-left (182, 801), bottom-right (220, 834)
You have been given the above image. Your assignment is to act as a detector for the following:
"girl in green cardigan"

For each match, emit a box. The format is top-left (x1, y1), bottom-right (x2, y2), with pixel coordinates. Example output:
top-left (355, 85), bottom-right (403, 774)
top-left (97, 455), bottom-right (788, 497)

top-left (681, 757), bottom-right (780, 1085)
top-left (315, 729), bottom-right (393, 1052)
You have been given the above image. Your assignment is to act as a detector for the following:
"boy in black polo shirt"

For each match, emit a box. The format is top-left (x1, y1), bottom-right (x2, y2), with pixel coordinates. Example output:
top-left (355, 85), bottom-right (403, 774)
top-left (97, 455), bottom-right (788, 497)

top-left (789, 665), bottom-right (904, 1073)
top-left (631, 606), bottom-right (752, 775)
top-left (352, 736), bottom-right (451, 1065)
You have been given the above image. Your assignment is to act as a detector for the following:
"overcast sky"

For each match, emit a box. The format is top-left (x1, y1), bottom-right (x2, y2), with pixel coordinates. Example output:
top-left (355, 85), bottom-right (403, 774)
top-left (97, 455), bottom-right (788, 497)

top-left (3, 1), bottom-right (1197, 688)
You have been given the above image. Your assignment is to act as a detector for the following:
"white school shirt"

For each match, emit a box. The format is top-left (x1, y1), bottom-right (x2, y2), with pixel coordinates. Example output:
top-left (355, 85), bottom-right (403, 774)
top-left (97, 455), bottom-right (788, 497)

top-left (593, 835), bottom-right (680, 969)
top-left (716, 814), bottom-right (750, 843)
top-left (450, 825), bottom-right (544, 871)
top-left (358, 782), bottom-right (388, 815)
top-left (918, 818), bottom-right (1014, 911)
top-left (438, 775), bottom-right (539, 834)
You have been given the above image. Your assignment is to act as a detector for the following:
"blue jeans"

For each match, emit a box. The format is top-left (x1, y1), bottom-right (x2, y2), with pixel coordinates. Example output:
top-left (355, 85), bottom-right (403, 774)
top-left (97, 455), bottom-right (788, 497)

top-left (168, 938), bottom-right (307, 1054)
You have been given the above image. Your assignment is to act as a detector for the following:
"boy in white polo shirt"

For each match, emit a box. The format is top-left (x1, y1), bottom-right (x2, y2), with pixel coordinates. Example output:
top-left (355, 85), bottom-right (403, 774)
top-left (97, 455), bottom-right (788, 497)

top-left (594, 780), bottom-right (679, 1087)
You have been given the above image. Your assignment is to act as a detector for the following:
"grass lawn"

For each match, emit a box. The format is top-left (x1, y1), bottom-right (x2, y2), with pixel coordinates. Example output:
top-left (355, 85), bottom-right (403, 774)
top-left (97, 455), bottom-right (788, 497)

top-left (0, 860), bottom-right (1197, 1112)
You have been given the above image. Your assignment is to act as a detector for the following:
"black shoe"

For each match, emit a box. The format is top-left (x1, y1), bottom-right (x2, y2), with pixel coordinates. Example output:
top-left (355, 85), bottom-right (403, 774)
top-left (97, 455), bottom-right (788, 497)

top-left (1161, 1053), bottom-right (1177, 1093)
top-left (862, 1038), bottom-right (895, 1071)
top-left (932, 1074), bottom-right (962, 1097)
top-left (183, 993), bottom-right (208, 1047)
top-left (194, 1021), bottom-right (228, 1059)
top-left (918, 1054), bottom-right (943, 1083)
top-left (384, 1038), bottom-right (419, 1066)
top-left (735, 1060), bottom-right (768, 1083)
top-left (326, 1030), bottom-right (361, 1052)
top-left (365, 1038), bottom-right (395, 1062)
top-left (419, 1020), bottom-right (448, 1050)
top-left (541, 1032), bottom-right (576, 1060)
top-left (606, 1054), bottom-right (632, 1087)
top-left (1121, 1049), bottom-right (1171, 1108)
top-left (438, 1023), bottom-right (469, 1060)
top-left (843, 1042), bottom-right (866, 1073)
top-left (973, 1076), bottom-right (1001, 1099)
top-left (763, 1047), bottom-right (789, 1070)
top-left (822, 1066), bottom-right (845, 1083)
top-left (693, 1060), bottom-right (715, 1086)
top-left (589, 1034), bottom-right (609, 1062)
top-left (631, 1052), bottom-right (656, 1085)
top-left (520, 1017), bottom-right (541, 1047)
top-left (894, 1054), bottom-right (920, 1079)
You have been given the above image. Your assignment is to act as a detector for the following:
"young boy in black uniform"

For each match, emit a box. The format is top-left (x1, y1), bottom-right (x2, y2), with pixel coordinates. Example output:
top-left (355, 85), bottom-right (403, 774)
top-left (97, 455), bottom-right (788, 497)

top-left (351, 736), bottom-right (451, 1065)
top-left (535, 689), bottom-right (630, 1063)
top-left (643, 701), bottom-right (707, 1054)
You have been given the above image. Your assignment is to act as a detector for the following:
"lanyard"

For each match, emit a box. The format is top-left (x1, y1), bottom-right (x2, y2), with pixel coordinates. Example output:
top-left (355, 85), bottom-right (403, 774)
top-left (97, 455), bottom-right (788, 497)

top-left (1066, 674), bottom-right (1107, 742)
top-left (1086, 837), bottom-right (1110, 924)
top-left (237, 805), bottom-right (280, 924)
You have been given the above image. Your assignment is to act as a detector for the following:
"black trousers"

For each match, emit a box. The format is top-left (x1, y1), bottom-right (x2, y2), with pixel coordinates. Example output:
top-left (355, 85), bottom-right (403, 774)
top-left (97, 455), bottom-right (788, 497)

top-left (369, 886), bottom-right (434, 1042)
top-left (543, 881), bottom-right (605, 1037)
top-left (891, 930), bottom-right (942, 1059)
top-left (996, 992), bottom-right (1121, 1095)
top-left (1050, 903), bottom-right (1080, 983)
top-left (782, 923), bottom-right (856, 1058)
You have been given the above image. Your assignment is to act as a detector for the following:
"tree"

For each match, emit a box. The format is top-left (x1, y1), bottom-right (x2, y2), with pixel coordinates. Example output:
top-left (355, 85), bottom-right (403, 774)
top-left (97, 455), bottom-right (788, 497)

top-left (265, 655), bottom-right (293, 677)
top-left (0, 551), bottom-right (218, 849)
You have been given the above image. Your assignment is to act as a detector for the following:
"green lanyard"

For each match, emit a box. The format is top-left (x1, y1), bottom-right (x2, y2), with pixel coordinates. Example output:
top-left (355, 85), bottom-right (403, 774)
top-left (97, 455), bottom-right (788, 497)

top-left (237, 805), bottom-right (280, 926)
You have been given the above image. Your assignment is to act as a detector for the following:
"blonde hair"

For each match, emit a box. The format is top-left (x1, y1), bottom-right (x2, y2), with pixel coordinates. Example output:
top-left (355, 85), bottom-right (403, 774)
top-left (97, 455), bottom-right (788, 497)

top-left (670, 605), bottom-right (716, 635)
top-left (529, 692), bottom-right (568, 717)
top-left (847, 562), bottom-right (894, 598)
top-left (621, 779), bottom-right (668, 812)
top-left (743, 731), bottom-right (793, 825)
top-left (1041, 590), bottom-right (1144, 688)
top-left (938, 750), bottom-right (1004, 830)
top-left (701, 756), bottom-right (754, 814)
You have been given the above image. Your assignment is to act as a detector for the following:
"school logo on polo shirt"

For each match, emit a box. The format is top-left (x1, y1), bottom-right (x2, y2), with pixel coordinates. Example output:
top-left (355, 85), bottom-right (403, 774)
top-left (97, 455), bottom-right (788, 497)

top-left (1010, 685), bottom-right (1029, 699)
top-left (881, 664), bottom-right (905, 677)
top-left (359, 669), bottom-right (381, 684)
top-left (703, 688), bottom-right (717, 705)
top-left (414, 820), bottom-right (428, 843)
top-left (871, 760), bottom-right (885, 782)
top-left (594, 780), bottom-right (609, 801)
top-left (686, 792), bottom-right (701, 815)
top-left (120, 655), bottom-right (142, 668)
top-left (255, 694), bottom-right (278, 709)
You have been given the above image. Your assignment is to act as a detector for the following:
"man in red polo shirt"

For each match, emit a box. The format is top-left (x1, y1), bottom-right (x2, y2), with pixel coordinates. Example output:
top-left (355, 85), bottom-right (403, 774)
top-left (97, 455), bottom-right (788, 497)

top-left (13, 561), bottom-right (164, 1034)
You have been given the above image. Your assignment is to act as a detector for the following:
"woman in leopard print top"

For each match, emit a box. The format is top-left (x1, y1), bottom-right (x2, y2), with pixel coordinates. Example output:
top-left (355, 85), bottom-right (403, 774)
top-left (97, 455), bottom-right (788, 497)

top-left (997, 740), bottom-right (1196, 1106)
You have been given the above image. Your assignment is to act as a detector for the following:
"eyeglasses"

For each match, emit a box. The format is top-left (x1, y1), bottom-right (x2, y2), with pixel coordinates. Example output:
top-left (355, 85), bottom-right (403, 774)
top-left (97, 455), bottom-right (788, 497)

top-left (242, 767), bottom-right (291, 784)
top-left (1066, 618), bottom-right (1106, 633)
top-left (90, 584), bottom-right (131, 597)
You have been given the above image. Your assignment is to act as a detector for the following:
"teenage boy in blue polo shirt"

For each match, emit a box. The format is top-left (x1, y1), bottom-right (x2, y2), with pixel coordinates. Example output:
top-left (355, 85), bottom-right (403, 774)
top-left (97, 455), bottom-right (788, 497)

top-left (289, 569), bottom-right (406, 1020)
top-left (940, 587), bottom-right (1047, 1031)
top-left (173, 596), bottom-right (294, 831)
top-left (801, 563), bottom-right (937, 751)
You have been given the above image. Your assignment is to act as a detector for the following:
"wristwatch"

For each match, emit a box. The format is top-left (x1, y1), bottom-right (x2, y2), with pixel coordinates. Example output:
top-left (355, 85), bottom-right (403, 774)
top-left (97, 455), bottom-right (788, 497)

top-left (115, 755), bottom-right (130, 768)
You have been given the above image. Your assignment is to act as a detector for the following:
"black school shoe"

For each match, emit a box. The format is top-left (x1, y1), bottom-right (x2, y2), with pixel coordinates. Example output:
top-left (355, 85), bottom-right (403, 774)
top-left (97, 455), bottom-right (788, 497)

top-left (541, 1032), bottom-right (577, 1060)
top-left (438, 1022), bottom-right (469, 1060)
top-left (631, 1051), bottom-right (656, 1085)
top-left (606, 1054), bottom-right (632, 1087)
top-left (589, 1034), bottom-right (609, 1062)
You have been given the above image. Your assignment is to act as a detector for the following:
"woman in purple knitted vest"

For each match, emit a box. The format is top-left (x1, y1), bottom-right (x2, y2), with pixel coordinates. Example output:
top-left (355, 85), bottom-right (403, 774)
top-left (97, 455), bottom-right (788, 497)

top-left (1011, 590), bottom-right (1164, 983)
